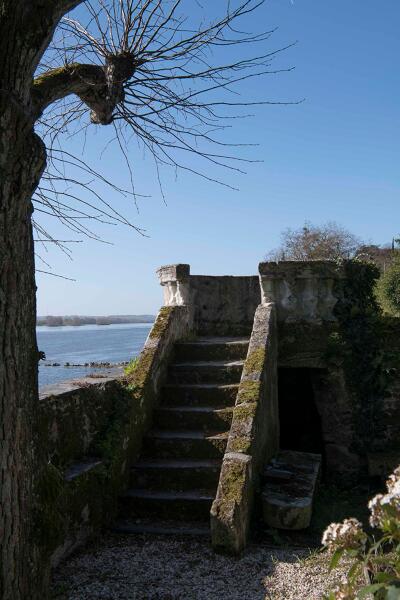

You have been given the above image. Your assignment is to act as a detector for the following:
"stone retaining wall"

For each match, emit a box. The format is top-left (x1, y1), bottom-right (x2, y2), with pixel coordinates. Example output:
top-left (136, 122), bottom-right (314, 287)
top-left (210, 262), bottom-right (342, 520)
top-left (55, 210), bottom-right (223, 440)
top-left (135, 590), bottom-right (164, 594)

top-left (39, 376), bottom-right (119, 466)
top-left (38, 305), bottom-right (192, 566)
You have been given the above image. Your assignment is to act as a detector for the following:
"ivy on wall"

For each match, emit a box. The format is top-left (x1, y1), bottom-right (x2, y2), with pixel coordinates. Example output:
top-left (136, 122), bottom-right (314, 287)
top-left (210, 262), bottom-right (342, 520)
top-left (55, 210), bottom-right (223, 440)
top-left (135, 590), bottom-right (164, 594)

top-left (328, 259), bottom-right (385, 452)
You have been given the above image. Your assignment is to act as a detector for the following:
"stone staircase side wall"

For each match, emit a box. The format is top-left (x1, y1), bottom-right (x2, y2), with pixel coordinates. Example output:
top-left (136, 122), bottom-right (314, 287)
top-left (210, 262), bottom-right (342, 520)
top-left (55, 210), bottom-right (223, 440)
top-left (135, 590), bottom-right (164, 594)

top-left (39, 305), bottom-right (193, 566)
top-left (210, 303), bottom-right (279, 554)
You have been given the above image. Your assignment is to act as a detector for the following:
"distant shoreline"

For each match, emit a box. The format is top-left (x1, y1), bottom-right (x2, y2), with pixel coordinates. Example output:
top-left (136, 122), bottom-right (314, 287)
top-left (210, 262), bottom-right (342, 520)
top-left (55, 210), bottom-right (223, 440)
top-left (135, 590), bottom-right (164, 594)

top-left (37, 315), bottom-right (155, 327)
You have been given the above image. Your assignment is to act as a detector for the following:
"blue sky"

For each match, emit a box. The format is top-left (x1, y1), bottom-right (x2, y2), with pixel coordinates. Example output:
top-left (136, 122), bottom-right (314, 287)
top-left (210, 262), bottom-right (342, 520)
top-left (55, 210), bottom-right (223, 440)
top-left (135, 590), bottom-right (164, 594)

top-left (36, 0), bottom-right (400, 315)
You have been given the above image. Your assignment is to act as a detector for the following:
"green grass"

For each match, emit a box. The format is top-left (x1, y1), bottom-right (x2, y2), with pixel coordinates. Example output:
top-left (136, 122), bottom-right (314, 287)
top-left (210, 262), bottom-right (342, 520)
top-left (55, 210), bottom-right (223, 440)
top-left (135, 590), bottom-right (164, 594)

top-left (123, 357), bottom-right (139, 376)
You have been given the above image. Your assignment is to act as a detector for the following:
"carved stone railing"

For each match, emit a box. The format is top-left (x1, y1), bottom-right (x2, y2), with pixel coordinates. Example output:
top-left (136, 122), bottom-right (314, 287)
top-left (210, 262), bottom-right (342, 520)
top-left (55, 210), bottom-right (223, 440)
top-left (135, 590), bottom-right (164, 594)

top-left (259, 261), bottom-right (345, 323)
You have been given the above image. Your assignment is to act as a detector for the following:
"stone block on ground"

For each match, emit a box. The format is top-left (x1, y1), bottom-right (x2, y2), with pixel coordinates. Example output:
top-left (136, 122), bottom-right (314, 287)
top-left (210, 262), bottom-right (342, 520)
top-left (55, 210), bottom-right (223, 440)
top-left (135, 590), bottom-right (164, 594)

top-left (262, 450), bottom-right (321, 530)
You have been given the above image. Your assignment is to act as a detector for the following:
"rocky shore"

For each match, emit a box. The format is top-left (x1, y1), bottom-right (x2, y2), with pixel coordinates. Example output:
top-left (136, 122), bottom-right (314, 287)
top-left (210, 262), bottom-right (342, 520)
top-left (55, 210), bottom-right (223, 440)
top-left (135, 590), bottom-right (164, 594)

top-left (43, 361), bottom-right (129, 369)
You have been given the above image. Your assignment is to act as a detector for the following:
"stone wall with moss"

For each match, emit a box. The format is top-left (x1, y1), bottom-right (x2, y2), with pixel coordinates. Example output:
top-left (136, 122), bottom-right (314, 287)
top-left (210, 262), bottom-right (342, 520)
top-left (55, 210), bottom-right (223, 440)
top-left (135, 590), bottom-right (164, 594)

top-left (273, 262), bottom-right (400, 484)
top-left (36, 305), bottom-right (192, 567)
top-left (211, 303), bottom-right (278, 554)
top-left (38, 377), bottom-right (119, 467)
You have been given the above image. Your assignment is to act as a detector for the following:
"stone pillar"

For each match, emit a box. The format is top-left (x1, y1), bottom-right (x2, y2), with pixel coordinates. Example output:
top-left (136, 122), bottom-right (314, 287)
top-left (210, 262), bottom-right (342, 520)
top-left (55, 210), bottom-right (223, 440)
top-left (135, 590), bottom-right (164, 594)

top-left (156, 264), bottom-right (191, 306)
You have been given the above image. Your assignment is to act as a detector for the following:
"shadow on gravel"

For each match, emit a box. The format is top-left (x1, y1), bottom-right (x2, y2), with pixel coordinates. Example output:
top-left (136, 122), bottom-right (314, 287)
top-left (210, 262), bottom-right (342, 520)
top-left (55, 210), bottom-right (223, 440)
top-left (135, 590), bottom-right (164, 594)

top-left (52, 534), bottom-right (297, 600)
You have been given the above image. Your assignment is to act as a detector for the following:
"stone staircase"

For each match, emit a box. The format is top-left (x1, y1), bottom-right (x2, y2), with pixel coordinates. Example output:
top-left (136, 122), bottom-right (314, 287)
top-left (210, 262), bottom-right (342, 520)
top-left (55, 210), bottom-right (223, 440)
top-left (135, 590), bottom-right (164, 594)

top-left (114, 336), bottom-right (249, 536)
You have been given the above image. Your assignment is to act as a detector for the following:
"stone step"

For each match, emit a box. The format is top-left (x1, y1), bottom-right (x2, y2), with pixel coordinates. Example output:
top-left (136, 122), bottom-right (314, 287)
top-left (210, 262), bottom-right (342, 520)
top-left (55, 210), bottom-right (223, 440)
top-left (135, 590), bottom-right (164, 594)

top-left (168, 360), bottom-right (244, 384)
top-left (153, 405), bottom-right (233, 431)
top-left (119, 488), bottom-right (214, 521)
top-left (130, 458), bottom-right (222, 490)
top-left (161, 383), bottom-right (239, 407)
top-left (113, 518), bottom-right (210, 537)
top-left (262, 450), bottom-right (322, 531)
top-left (142, 430), bottom-right (228, 460)
top-left (174, 337), bottom-right (249, 362)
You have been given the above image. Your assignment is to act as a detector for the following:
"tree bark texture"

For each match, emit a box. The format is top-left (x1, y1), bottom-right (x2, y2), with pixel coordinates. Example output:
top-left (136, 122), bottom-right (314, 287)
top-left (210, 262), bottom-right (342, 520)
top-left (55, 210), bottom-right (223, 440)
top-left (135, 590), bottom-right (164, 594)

top-left (0, 1), bottom-right (83, 597)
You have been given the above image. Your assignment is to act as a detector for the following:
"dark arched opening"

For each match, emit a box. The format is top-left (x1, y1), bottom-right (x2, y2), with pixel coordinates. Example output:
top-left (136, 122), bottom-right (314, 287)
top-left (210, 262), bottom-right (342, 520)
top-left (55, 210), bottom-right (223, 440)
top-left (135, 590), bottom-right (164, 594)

top-left (278, 368), bottom-right (325, 459)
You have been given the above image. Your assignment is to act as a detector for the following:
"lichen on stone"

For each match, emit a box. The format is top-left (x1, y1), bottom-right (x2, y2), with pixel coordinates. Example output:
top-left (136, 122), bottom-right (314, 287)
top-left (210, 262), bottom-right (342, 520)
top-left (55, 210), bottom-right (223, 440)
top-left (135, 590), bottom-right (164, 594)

top-left (219, 460), bottom-right (247, 507)
top-left (148, 306), bottom-right (174, 340)
top-left (236, 380), bottom-right (261, 404)
top-left (242, 347), bottom-right (265, 377)
top-left (228, 436), bottom-right (251, 454)
top-left (233, 402), bottom-right (257, 422)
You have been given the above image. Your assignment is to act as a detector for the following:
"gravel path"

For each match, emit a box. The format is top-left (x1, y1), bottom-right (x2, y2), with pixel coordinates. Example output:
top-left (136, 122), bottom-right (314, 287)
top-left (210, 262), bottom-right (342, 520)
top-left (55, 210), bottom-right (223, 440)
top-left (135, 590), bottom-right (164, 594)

top-left (52, 534), bottom-right (345, 600)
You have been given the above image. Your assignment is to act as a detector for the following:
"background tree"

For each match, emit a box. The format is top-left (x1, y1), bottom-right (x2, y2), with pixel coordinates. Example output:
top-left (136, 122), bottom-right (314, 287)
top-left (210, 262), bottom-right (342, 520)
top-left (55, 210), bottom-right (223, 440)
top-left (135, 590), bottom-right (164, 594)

top-left (266, 221), bottom-right (362, 261)
top-left (357, 240), bottom-right (398, 274)
top-left (0, 1), bottom-right (291, 597)
top-left (376, 254), bottom-right (400, 316)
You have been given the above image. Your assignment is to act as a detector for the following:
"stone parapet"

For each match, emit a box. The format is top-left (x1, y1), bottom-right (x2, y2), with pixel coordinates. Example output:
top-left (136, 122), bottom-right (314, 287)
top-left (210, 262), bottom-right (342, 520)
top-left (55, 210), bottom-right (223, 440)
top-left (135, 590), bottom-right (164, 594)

top-left (157, 264), bottom-right (260, 335)
top-left (259, 260), bottom-right (345, 323)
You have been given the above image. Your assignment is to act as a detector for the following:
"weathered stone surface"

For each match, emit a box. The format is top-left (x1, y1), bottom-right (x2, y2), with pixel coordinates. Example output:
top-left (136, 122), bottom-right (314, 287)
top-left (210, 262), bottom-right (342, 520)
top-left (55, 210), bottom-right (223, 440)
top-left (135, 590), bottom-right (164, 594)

top-left (38, 304), bottom-right (192, 567)
top-left (174, 337), bottom-right (249, 362)
top-left (211, 303), bottom-right (278, 554)
top-left (278, 322), bottom-right (337, 368)
top-left (39, 376), bottom-right (119, 465)
top-left (130, 458), bottom-right (222, 490)
top-left (262, 450), bottom-right (321, 530)
top-left (142, 429), bottom-right (229, 460)
top-left (310, 369), bottom-right (360, 483)
top-left (157, 263), bottom-right (190, 285)
top-left (259, 261), bottom-right (345, 323)
top-left (119, 335), bottom-right (244, 537)
top-left (168, 360), bottom-right (244, 384)
top-left (161, 383), bottom-right (239, 407)
top-left (157, 264), bottom-right (191, 306)
top-left (189, 275), bottom-right (260, 336)
top-left (210, 453), bottom-right (253, 554)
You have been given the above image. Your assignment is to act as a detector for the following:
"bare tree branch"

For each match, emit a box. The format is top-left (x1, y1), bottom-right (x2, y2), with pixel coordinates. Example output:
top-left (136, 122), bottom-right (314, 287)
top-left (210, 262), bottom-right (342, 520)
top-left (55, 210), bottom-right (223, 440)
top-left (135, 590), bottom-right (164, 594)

top-left (34, 0), bottom-right (295, 256)
top-left (33, 63), bottom-right (105, 116)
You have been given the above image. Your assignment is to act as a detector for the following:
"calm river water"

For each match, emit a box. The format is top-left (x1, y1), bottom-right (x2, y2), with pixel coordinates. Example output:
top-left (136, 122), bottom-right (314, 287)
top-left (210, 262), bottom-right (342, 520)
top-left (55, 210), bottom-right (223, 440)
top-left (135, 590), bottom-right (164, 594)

top-left (37, 323), bottom-right (151, 388)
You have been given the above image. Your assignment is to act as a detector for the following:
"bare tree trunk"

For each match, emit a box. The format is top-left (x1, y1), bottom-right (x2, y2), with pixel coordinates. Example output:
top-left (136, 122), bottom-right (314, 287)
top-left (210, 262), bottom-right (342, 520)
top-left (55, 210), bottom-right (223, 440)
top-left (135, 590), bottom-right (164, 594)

top-left (0, 107), bottom-right (48, 600)
top-left (0, 3), bottom-right (55, 598)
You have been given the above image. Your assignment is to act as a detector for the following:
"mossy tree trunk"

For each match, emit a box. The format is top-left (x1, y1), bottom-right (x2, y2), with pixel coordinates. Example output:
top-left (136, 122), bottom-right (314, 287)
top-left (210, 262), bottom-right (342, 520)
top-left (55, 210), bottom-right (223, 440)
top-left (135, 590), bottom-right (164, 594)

top-left (0, 2), bottom-right (82, 598)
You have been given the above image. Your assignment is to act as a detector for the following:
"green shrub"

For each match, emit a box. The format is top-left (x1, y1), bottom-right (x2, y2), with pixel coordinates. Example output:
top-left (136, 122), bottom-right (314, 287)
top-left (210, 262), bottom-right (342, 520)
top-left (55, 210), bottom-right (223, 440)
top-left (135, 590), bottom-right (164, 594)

top-left (376, 257), bottom-right (400, 316)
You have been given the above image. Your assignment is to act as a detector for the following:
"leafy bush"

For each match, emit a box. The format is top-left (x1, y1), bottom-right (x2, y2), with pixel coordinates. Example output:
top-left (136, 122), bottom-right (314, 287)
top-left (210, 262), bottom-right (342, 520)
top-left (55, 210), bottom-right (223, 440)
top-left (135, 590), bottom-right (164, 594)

top-left (376, 257), bottom-right (400, 317)
top-left (323, 466), bottom-right (400, 599)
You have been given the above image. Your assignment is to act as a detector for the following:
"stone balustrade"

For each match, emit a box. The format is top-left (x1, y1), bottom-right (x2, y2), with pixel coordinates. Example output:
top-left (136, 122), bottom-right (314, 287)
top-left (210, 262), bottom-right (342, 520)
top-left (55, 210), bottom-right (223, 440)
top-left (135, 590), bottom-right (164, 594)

top-left (259, 261), bottom-right (345, 323)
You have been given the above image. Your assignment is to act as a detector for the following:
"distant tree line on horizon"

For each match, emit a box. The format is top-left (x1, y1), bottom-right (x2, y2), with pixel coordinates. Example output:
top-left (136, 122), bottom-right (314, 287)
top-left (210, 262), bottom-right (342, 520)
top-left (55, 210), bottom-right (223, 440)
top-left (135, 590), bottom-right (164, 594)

top-left (37, 315), bottom-right (155, 327)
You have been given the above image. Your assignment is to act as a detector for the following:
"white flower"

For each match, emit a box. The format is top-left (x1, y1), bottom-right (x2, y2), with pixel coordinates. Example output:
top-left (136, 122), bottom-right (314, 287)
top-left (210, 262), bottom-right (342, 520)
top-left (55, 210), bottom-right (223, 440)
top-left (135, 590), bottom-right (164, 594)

top-left (386, 467), bottom-right (400, 494)
top-left (322, 518), bottom-right (366, 550)
top-left (367, 466), bottom-right (400, 531)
